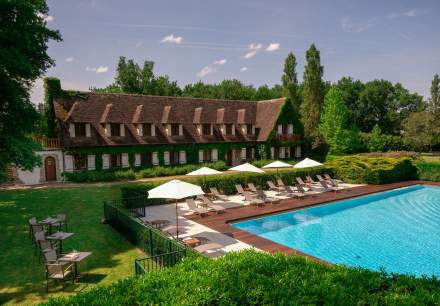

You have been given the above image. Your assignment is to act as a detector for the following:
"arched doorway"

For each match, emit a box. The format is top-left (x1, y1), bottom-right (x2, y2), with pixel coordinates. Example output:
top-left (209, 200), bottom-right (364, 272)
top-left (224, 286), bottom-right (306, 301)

top-left (44, 156), bottom-right (57, 181)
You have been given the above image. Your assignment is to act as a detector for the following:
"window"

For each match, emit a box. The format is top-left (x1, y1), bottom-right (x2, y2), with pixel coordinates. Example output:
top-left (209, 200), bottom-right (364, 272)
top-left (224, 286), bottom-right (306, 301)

top-left (246, 124), bottom-right (253, 135)
top-left (110, 154), bottom-right (121, 168)
top-left (170, 151), bottom-right (180, 165)
top-left (73, 154), bottom-right (87, 170)
top-left (110, 123), bottom-right (120, 136)
top-left (140, 152), bottom-right (152, 166)
top-left (202, 124), bottom-right (211, 135)
top-left (75, 123), bottom-right (86, 137)
top-left (203, 150), bottom-right (212, 162)
top-left (225, 124), bottom-right (234, 135)
top-left (170, 124), bottom-right (180, 136)
top-left (143, 123), bottom-right (153, 136)
top-left (282, 124), bottom-right (288, 135)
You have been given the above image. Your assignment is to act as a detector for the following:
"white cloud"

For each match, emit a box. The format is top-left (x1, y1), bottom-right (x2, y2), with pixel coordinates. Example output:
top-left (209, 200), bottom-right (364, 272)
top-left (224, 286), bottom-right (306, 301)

top-left (249, 43), bottom-right (263, 50)
top-left (244, 50), bottom-right (257, 59)
top-left (213, 59), bottom-right (227, 65)
top-left (266, 43), bottom-right (280, 51)
top-left (65, 56), bottom-right (75, 63)
top-left (197, 66), bottom-right (216, 78)
top-left (86, 66), bottom-right (109, 73)
top-left (161, 34), bottom-right (183, 44)
top-left (240, 67), bottom-right (248, 72)
top-left (341, 16), bottom-right (374, 33)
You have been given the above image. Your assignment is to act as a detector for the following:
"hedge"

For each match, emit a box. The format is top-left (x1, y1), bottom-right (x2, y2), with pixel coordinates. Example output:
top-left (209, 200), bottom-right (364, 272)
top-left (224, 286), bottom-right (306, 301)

top-left (416, 161), bottom-right (440, 181)
top-left (44, 250), bottom-right (440, 305)
top-left (63, 161), bottom-right (227, 183)
top-left (326, 156), bottom-right (417, 184)
top-left (120, 166), bottom-right (331, 208)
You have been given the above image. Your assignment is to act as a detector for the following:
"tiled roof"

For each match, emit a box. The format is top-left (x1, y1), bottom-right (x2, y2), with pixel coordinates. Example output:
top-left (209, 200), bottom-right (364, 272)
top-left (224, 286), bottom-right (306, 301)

top-left (54, 92), bottom-right (285, 147)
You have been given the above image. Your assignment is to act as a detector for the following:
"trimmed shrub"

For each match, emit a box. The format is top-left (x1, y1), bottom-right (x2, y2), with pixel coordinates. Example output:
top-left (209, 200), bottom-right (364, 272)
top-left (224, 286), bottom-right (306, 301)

top-left (416, 161), bottom-right (440, 181)
top-left (359, 151), bottom-right (420, 160)
top-left (326, 156), bottom-right (417, 184)
top-left (250, 159), bottom-right (297, 168)
top-left (137, 161), bottom-right (227, 178)
top-left (44, 250), bottom-right (440, 305)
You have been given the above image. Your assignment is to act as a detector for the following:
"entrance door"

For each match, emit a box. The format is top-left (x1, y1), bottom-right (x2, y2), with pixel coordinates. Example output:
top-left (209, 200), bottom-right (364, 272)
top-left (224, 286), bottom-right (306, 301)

top-left (44, 156), bottom-right (56, 181)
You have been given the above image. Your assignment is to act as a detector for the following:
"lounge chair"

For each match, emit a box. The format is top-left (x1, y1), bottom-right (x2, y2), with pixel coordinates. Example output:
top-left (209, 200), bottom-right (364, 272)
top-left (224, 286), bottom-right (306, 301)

top-left (242, 191), bottom-right (265, 206)
top-left (319, 180), bottom-right (343, 192)
top-left (257, 189), bottom-right (278, 203)
top-left (276, 178), bottom-right (287, 190)
top-left (285, 185), bottom-right (306, 199)
top-left (186, 199), bottom-right (209, 216)
top-left (324, 174), bottom-right (343, 183)
top-left (45, 262), bottom-right (74, 292)
top-left (197, 195), bottom-right (225, 213)
top-left (235, 184), bottom-right (246, 195)
top-left (296, 177), bottom-right (308, 187)
top-left (247, 183), bottom-right (259, 193)
top-left (306, 175), bottom-right (319, 185)
top-left (267, 181), bottom-right (280, 191)
top-left (209, 187), bottom-right (229, 201)
top-left (161, 225), bottom-right (183, 237)
top-left (194, 242), bottom-right (224, 257)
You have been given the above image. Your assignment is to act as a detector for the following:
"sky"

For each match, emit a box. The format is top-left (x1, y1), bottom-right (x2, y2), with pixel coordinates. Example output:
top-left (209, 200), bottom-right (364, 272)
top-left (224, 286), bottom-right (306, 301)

top-left (31, 0), bottom-right (440, 104)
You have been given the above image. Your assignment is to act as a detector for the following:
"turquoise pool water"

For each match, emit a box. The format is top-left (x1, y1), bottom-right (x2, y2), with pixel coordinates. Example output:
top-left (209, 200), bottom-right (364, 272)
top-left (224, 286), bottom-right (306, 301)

top-left (232, 185), bottom-right (440, 277)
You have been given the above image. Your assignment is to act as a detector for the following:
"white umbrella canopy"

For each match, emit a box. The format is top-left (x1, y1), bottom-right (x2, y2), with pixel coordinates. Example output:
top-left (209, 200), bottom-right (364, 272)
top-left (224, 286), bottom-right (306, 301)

top-left (228, 162), bottom-right (265, 173)
top-left (293, 158), bottom-right (323, 168)
top-left (262, 160), bottom-right (293, 169)
top-left (148, 179), bottom-right (204, 239)
top-left (186, 167), bottom-right (223, 176)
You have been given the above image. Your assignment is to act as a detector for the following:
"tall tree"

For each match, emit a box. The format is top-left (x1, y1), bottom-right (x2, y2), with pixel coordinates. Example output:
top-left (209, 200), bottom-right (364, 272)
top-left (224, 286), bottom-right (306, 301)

top-left (334, 77), bottom-right (365, 126)
top-left (300, 44), bottom-right (325, 148)
top-left (281, 52), bottom-right (300, 112)
top-left (429, 74), bottom-right (440, 117)
top-left (115, 57), bottom-right (142, 94)
top-left (402, 112), bottom-right (435, 152)
top-left (0, 0), bottom-right (61, 181)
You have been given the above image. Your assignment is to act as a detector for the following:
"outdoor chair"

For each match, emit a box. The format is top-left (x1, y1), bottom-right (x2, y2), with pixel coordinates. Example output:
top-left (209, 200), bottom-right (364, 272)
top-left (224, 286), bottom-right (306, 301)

top-left (186, 199), bottom-right (209, 216)
top-left (243, 191), bottom-right (265, 206)
top-left (29, 217), bottom-right (38, 242)
top-left (197, 195), bottom-right (225, 214)
top-left (209, 187), bottom-right (229, 201)
top-left (267, 181), bottom-right (280, 192)
top-left (43, 249), bottom-right (63, 263)
top-left (319, 180), bottom-right (343, 192)
top-left (45, 262), bottom-right (74, 292)
top-left (54, 214), bottom-right (67, 231)
top-left (296, 177), bottom-right (308, 187)
top-left (285, 185), bottom-right (306, 199)
top-left (276, 178), bottom-right (287, 190)
top-left (235, 184), bottom-right (246, 195)
top-left (194, 242), bottom-right (224, 257)
top-left (306, 176), bottom-right (319, 185)
top-left (247, 183), bottom-right (258, 193)
top-left (257, 189), bottom-right (277, 204)
top-left (324, 174), bottom-right (343, 183)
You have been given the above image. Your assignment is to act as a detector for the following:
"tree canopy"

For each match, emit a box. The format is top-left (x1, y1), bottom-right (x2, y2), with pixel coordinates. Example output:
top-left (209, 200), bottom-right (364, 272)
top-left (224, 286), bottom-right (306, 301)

top-left (0, 0), bottom-right (61, 181)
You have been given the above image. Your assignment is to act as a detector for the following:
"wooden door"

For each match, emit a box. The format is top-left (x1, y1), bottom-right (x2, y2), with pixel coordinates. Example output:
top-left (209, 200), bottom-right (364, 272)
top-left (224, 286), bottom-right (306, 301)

top-left (44, 156), bottom-right (56, 181)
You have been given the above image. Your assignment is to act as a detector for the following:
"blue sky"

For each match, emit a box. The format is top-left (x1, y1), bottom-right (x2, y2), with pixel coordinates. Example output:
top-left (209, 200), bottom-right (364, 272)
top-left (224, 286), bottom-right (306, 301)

top-left (31, 0), bottom-right (440, 103)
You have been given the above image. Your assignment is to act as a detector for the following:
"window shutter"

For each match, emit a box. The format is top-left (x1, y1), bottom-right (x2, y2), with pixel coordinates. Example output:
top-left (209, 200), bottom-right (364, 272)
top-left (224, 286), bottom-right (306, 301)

top-left (288, 124), bottom-right (293, 134)
top-left (286, 148), bottom-right (291, 158)
top-left (102, 154), bottom-right (110, 169)
top-left (220, 124), bottom-right (225, 134)
top-left (179, 151), bottom-right (186, 164)
top-left (137, 124), bottom-right (143, 136)
top-left (69, 123), bottom-right (75, 137)
top-left (87, 155), bottom-right (95, 170)
top-left (151, 124), bottom-right (156, 136)
top-left (179, 124), bottom-right (183, 136)
top-left (134, 154), bottom-right (141, 166)
top-left (120, 124), bottom-right (125, 137)
top-left (280, 147), bottom-right (285, 159)
top-left (198, 150), bottom-right (204, 163)
top-left (121, 153), bottom-right (129, 168)
top-left (85, 124), bottom-right (91, 137)
top-left (242, 125), bottom-right (247, 135)
top-left (152, 152), bottom-right (159, 165)
top-left (211, 149), bottom-right (218, 161)
top-left (65, 155), bottom-right (73, 172)
top-left (105, 124), bottom-right (111, 136)
top-left (252, 125), bottom-right (256, 134)
top-left (164, 151), bottom-right (170, 165)
top-left (232, 124), bottom-right (235, 135)
top-left (295, 146), bottom-right (302, 158)
top-left (270, 147), bottom-right (275, 159)
top-left (210, 125), bottom-right (213, 135)
top-left (277, 124), bottom-right (282, 135)
top-left (166, 124), bottom-right (171, 136)
top-left (241, 148), bottom-right (246, 160)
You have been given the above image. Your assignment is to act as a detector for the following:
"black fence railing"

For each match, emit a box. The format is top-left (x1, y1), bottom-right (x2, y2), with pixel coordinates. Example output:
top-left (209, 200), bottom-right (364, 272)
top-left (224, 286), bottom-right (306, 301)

top-left (103, 199), bottom-right (196, 275)
top-left (134, 249), bottom-right (187, 275)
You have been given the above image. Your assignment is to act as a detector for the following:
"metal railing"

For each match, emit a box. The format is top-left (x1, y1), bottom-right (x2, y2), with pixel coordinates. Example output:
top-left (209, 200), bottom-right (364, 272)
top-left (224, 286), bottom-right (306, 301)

top-left (34, 136), bottom-right (61, 149)
top-left (134, 249), bottom-right (187, 275)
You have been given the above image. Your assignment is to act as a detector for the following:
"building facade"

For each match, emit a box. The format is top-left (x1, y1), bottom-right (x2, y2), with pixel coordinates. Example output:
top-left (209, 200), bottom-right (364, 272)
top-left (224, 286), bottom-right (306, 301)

top-left (14, 90), bottom-right (302, 185)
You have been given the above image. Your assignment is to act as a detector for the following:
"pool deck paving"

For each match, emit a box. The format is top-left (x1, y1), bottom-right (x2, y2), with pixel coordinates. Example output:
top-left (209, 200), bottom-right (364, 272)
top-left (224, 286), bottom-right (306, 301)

top-left (186, 180), bottom-right (440, 261)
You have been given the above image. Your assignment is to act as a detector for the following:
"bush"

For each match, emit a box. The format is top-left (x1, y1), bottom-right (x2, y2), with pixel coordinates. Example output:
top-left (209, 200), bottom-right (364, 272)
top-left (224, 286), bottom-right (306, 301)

top-left (120, 166), bottom-right (331, 208)
top-left (44, 250), bottom-right (440, 305)
top-left (326, 156), bottom-right (417, 184)
top-left (359, 151), bottom-right (420, 160)
top-left (63, 161), bottom-right (227, 183)
top-left (250, 159), bottom-right (296, 168)
top-left (416, 161), bottom-right (440, 181)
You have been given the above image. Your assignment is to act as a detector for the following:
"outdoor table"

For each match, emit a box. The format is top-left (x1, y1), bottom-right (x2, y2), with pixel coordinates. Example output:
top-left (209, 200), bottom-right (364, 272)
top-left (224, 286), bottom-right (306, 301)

top-left (58, 251), bottom-right (92, 279)
top-left (46, 231), bottom-right (74, 254)
top-left (182, 237), bottom-right (200, 247)
top-left (39, 217), bottom-right (60, 234)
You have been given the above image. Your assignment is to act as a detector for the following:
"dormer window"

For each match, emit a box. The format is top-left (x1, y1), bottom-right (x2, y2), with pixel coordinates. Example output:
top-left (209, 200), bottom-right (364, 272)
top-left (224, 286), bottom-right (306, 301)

top-left (202, 124), bottom-right (212, 136)
top-left (75, 123), bottom-right (86, 137)
top-left (110, 123), bottom-right (121, 136)
top-left (225, 124), bottom-right (234, 135)
top-left (169, 123), bottom-right (182, 136)
top-left (246, 124), bottom-right (254, 135)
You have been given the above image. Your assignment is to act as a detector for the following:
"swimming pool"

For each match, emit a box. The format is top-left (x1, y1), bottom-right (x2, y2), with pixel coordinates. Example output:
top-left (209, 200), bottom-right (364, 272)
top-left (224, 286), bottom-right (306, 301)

top-left (232, 185), bottom-right (440, 277)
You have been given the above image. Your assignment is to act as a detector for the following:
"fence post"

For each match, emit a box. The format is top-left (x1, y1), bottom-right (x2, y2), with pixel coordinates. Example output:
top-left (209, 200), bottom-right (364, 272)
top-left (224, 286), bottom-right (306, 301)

top-left (149, 229), bottom-right (154, 256)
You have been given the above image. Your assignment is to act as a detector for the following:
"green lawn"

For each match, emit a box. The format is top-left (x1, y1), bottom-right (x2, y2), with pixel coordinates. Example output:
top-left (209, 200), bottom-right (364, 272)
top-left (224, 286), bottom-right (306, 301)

top-left (0, 184), bottom-right (143, 305)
